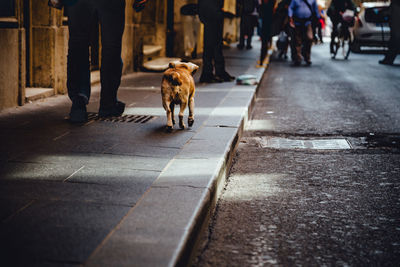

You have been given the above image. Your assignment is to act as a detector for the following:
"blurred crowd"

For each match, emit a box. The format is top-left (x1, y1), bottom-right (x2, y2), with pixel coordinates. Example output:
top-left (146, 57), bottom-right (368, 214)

top-left (232, 0), bottom-right (399, 67)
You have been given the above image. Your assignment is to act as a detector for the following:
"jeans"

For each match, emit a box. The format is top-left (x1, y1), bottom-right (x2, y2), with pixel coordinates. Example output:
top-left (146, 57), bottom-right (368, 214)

top-left (66, 0), bottom-right (125, 108)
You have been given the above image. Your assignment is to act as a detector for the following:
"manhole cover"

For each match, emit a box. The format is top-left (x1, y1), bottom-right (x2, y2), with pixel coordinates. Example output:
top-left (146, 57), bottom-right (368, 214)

top-left (87, 113), bottom-right (157, 123)
top-left (259, 137), bottom-right (351, 150)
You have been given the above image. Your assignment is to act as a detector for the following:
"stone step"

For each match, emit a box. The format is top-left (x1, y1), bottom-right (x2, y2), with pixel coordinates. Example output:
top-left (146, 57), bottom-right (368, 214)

top-left (142, 57), bottom-right (182, 72)
top-left (143, 45), bottom-right (162, 56)
top-left (25, 88), bottom-right (54, 102)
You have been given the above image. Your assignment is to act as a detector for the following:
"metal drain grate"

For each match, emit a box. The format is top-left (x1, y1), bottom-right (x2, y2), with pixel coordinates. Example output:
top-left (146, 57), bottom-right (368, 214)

top-left (258, 137), bottom-right (351, 150)
top-left (88, 113), bottom-right (157, 123)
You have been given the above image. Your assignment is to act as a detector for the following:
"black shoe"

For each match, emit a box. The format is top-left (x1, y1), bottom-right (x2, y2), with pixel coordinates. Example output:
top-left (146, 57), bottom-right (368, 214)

top-left (379, 59), bottom-right (393, 65)
top-left (98, 101), bottom-right (125, 118)
top-left (216, 71), bottom-right (235, 82)
top-left (237, 44), bottom-right (244, 50)
top-left (69, 104), bottom-right (88, 123)
top-left (305, 60), bottom-right (312, 66)
top-left (246, 45), bottom-right (253, 50)
top-left (293, 61), bottom-right (301, 66)
top-left (199, 74), bottom-right (223, 83)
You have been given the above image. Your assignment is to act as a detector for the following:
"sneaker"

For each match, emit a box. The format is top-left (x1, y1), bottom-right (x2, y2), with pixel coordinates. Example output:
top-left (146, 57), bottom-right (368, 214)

top-left (98, 101), bottom-right (125, 118)
top-left (69, 104), bottom-right (88, 123)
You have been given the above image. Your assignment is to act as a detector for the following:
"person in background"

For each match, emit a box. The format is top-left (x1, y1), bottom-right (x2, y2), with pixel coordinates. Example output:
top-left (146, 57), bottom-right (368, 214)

top-left (198, 0), bottom-right (235, 83)
top-left (379, 0), bottom-right (400, 65)
top-left (259, 0), bottom-right (276, 65)
top-left (327, 0), bottom-right (356, 57)
top-left (315, 4), bottom-right (326, 43)
top-left (272, 0), bottom-right (296, 61)
top-left (237, 0), bottom-right (259, 50)
top-left (288, 0), bottom-right (320, 66)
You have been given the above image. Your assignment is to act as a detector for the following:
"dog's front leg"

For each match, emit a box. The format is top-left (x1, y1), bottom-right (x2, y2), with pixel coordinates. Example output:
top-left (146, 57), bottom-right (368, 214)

top-left (188, 96), bottom-right (194, 127)
top-left (178, 101), bottom-right (187, 129)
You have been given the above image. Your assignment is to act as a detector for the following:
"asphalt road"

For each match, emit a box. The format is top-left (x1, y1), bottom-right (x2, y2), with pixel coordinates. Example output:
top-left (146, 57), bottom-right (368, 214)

top-left (192, 43), bottom-right (400, 266)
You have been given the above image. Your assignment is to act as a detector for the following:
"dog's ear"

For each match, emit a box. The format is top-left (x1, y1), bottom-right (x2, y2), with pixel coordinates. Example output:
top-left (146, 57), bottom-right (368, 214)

top-left (185, 62), bottom-right (199, 75)
top-left (169, 62), bottom-right (175, 69)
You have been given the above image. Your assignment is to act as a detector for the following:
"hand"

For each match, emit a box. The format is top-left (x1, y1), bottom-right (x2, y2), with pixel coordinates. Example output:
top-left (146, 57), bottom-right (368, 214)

top-left (133, 0), bottom-right (148, 12)
top-left (289, 17), bottom-right (295, 28)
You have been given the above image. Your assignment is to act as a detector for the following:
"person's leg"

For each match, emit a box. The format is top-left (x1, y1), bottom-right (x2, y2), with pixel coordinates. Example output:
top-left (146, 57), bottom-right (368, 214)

top-left (66, 0), bottom-right (95, 122)
top-left (380, 4), bottom-right (400, 64)
top-left (214, 17), bottom-right (234, 81)
top-left (317, 23), bottom-right (323, 42)
top-left (95, 0), bottom-right (126, 116)
top-left (200, 22), bottom-right (221, 82)
top-left (330, 21), bottom-right (338, 54)
top-left (259, 38), bottom-right (268, 64)
top-left (238, 16), bottom-right (245, 49)
top-left (303, 23), bottom-right (314, 64)
top-left (293, 25), bottom-right (303, 64)
top-left (246, 15), bottom-right (256, 49)
top-left (287, 25), bottom-right (297, 61)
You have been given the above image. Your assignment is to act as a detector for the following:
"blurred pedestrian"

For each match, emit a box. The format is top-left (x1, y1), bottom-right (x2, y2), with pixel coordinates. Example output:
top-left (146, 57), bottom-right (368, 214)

top-left (271, 0), bottom-right (296, 61)
top-left (198, 0), bottom-right (235, 83)
top-left (288, 0), bottom-right (320, 66)
top-left (327, 0), bottom-right (356, 57)
top-left (259, 0), bottom-right (276, 64)
top-left (237, 0), bottom-right (259, 50)
top-left (54, 0), bottom-right (147, 123)
top-left (315, 4), bottom-right (326, 43)
top-left (379, 0), bottom-right (400, 65)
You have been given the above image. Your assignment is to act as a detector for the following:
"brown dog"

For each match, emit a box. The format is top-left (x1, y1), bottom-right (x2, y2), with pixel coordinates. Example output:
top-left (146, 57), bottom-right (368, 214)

top-left (161, 62), bottom-right (199, 131)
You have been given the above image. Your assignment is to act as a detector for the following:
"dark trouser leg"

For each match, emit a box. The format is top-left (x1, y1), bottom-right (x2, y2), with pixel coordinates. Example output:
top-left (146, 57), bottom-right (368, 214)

top-left (66, 0), bottom-right (95, 105)
top-left (330, 22), bottom-right (338, 54)
top-left (247, 35), bottom-right (253, 48)
top-left (317, 24), bottom-right (323, 42)
top-left (294, 25), bottom-right (303, 62)
top-left (201, 22), bottom-right (217, 77)
top-left (246, 15), bottom-right (255, 48)
top-left (239, 17), bottom-right (245, 47)
top-left (383, 10), bottom-right (400, 63)
top-left (96, 0), bottom-right (125, 109)
top-left (260, 39), bottom-right (268, 63)
top-left (286, 26), bottom-right (297, 61)
top-left (302, 24), bottom-right (314, 61)
top-left (214, 17), bottom-right (226, 76)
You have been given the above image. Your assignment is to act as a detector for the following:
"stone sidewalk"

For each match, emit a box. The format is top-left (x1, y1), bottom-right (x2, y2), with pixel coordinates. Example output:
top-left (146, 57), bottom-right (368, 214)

top-left (0, 41), bottom-right (266, 266)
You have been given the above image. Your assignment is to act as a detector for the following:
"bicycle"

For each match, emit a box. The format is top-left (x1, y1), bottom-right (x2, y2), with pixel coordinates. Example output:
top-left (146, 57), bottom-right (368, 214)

top-left (331, 10), bottom-right (355, 60)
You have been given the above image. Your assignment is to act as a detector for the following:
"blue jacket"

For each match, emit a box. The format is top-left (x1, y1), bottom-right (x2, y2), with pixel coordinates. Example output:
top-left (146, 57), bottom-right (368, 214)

top-left (288, 0), bottom-right (319, 26)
